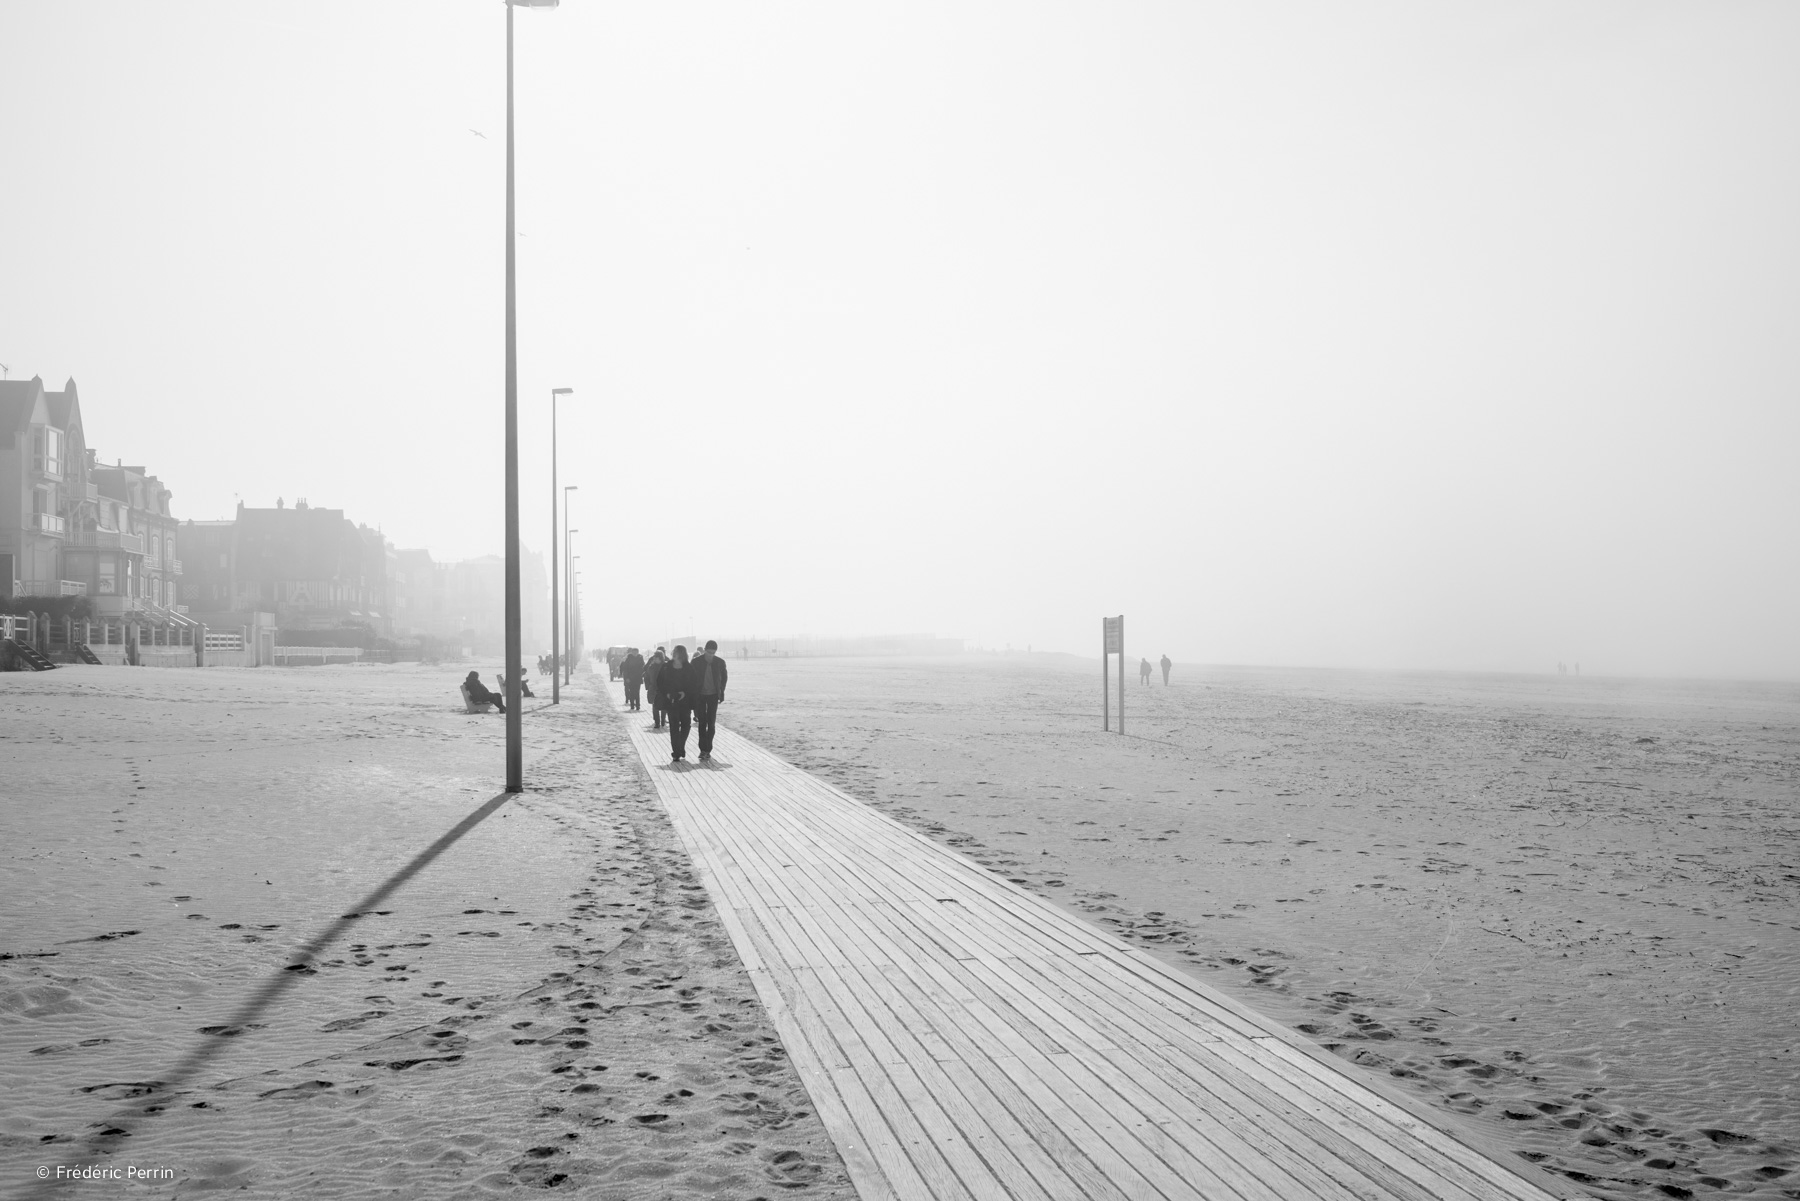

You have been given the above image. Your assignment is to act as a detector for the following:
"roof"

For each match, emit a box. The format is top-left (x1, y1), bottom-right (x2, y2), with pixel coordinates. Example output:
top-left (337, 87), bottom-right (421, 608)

top-left (0, 376), bottom-right (46, 443)
top-left (41, 378), bottom-right (81, 434)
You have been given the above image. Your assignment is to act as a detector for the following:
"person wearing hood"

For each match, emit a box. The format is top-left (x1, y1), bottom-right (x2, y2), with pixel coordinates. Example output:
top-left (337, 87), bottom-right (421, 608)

top-left (660, 645), bottom-right (696, 762)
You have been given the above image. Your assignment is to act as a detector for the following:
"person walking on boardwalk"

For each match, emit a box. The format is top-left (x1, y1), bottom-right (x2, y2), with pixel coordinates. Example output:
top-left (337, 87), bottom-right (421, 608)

top-left (622, 647), bottom-right (645, 711)
top-left (1160, 653), bottom-right (1172, 685)
top-left (660, 645), bottom-right (696, 762)
top-left (643, 646), bottom-right (668, 729)
top-left (692, 639), bottom-right (730, 762)
top-left (1139, 656), bottom-right (1152, 685)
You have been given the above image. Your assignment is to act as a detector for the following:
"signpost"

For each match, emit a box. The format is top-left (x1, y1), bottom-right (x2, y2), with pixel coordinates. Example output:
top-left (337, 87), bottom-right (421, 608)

top-left (1103, 614), bottom-right (1124, 733)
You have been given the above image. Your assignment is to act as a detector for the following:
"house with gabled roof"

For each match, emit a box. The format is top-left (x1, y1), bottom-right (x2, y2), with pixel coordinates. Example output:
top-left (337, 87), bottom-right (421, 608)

top-left (0, 375), bottom-right (92, 600)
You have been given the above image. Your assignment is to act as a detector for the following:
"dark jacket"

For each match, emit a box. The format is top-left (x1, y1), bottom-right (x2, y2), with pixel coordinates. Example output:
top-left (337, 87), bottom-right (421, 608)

top-left (658, 659), bottom-right (696, 709)
top-left (643, 654), bottom-right (667, 697)
top-left (691, 652), bottom-right (729, 700)
top-left (622, 652), bottom-right (645, 684)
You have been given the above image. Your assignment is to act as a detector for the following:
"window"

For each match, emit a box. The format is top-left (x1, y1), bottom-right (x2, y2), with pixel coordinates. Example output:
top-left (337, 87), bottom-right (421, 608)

top-left (98, 558), bottom-right (117, 595)
top-left (31, 427), bottom-right (64, 477)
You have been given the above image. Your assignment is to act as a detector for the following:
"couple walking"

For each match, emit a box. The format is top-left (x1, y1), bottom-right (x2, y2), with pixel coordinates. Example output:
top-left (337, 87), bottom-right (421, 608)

top-left (644, 640), bottom-right (728, 763)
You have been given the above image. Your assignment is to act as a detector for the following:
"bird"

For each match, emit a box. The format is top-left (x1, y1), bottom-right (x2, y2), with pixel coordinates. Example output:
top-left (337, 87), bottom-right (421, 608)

top-left (469, 129), bottom-right (487, 139)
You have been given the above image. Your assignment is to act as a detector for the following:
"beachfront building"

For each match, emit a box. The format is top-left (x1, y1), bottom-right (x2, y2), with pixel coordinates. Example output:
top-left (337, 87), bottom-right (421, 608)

top-left (0, 375), bottom-right (92, 600)
top-left (75, 460), bottom-right (199, 661)
top-left (84, 461), bottom-right (184, 615)
top-left (185, 499), bottom-right (394, 640)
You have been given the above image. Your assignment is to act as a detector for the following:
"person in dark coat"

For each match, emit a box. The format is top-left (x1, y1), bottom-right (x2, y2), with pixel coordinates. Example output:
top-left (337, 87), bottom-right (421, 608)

top-left (660, 645), bottom-right (695, 762)
top-left (1159, 653), bottom-right (1172, 685)
top-left (643, 646), bottom-right (669, 729)
top-left (464, 670), bottom-right (505, 712)
top-left (691, 639), bottom-right (730, 762)
top-left (622, 647), bottom-right (646, 711)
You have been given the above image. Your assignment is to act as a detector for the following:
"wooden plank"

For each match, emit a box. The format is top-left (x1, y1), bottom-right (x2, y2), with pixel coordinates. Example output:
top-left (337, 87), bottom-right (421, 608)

top-left (813, 965), bottom-right (1028, 1201)
top-left (828, 1058), bottom-right (943, 1201)
top-left (805, 861), bottom-right (1376, 1201)
top-left (997, 953), bottom-right (1441, 1201)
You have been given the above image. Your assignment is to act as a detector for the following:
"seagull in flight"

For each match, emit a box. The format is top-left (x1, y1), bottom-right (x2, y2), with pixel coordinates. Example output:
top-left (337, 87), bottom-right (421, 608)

top-left (469, 129), bottom-right (487, 139)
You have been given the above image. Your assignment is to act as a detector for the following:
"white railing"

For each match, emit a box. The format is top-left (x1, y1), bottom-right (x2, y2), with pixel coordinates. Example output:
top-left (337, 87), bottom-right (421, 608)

top-left (31, 512), bottom-right (66, 534)
top-left (168, 558), bottom-right (182, 575)
top-left (205, 632), bottom-right (245, 650)
top-left (59, 580), bottom-right (87, 596)
top-left (272, 646), bottom-right (363, 665)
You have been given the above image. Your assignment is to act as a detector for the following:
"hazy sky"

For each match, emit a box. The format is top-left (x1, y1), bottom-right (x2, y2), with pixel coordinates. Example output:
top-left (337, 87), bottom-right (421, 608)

top-left (4, 2), bottom-right (1796, 677)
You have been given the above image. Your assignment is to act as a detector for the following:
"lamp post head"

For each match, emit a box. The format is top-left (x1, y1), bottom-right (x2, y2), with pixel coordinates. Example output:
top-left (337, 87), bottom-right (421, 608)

top-left (551, 387), bottom-right (572, 396)
top-left (510, 1), bottom-right (561, 9)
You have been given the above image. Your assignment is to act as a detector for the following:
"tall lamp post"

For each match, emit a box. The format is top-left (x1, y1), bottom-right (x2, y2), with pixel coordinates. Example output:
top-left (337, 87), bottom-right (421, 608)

top-left (571, 568), bottom-right (582, 671)
top-left (503, 0), bottom-right (561, 790)
top-left (563, 483), bottom-right (578, 684)
top-left (548, 387), bottom-right (573, 704)
top-left (569, 553), bottom-right (581, 679)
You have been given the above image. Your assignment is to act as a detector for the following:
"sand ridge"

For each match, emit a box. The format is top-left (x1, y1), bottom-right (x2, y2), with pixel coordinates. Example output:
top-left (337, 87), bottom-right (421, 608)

top-left (1, 663), bottom-right (853, 1199)
top-left (723, 656), bottom-right (1800, 1201)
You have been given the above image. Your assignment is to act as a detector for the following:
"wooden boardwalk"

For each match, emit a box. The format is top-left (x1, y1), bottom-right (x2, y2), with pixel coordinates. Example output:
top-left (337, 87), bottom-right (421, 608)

top-left (607, 681), bottom-right (1574, 1201)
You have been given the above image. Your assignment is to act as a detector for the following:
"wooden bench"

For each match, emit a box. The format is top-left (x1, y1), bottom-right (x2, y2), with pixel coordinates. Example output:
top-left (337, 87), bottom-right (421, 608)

top-left (459, 683), bottom-right (494, 714)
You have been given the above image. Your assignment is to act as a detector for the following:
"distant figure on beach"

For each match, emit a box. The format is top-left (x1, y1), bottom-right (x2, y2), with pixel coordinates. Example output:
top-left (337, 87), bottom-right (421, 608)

top-left (1139, 657), bottom-right (1152, 685)
top-left (463, 670), bottom-right (504, 713)
top-left (693, 640), bottom-right (729, 762)
top-left (510, 666), bottom-right (535, 698)
top-left (661, 645), bottom-right (695, 762)
top-left (1160, 653), bottom-right (1171, 685)
top-left (644, 646), bottom-right (669, 730)
top-left (622, 647), bottom-right (645, 711)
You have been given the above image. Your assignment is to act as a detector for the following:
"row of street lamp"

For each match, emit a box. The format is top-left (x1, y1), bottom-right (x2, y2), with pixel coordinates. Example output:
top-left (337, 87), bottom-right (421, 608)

top-left (505, 0), bottom-right (568, 791)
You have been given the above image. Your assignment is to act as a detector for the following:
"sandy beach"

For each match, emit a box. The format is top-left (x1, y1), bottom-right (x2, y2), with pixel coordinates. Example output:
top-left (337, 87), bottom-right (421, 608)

top-left (0, 663), bottom-right (853, 1199)
top-left (5, 655), bottom-right (1795, 1201)
top-left (720, 655), bottom-right (1800, 1201)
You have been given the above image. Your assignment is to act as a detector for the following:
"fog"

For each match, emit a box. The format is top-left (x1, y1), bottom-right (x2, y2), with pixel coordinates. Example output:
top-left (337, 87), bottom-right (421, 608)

top-left (4, 1), bottom-right (1795, 677)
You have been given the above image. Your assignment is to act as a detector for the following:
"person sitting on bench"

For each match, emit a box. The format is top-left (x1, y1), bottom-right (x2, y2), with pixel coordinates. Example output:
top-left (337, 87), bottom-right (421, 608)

top-left (463, 670), bottom-right (505, 712)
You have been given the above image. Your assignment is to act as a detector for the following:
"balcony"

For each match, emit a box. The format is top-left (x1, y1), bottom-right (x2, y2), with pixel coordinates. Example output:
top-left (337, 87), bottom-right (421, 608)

top-left (31, 512), bottom-right (66, 535)
top-left (169, 558), bottom-right (183, 575)
top-left (72, 529), bottom-right (145, 554)
top-left (60, 580), bottom-right (88, 597)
